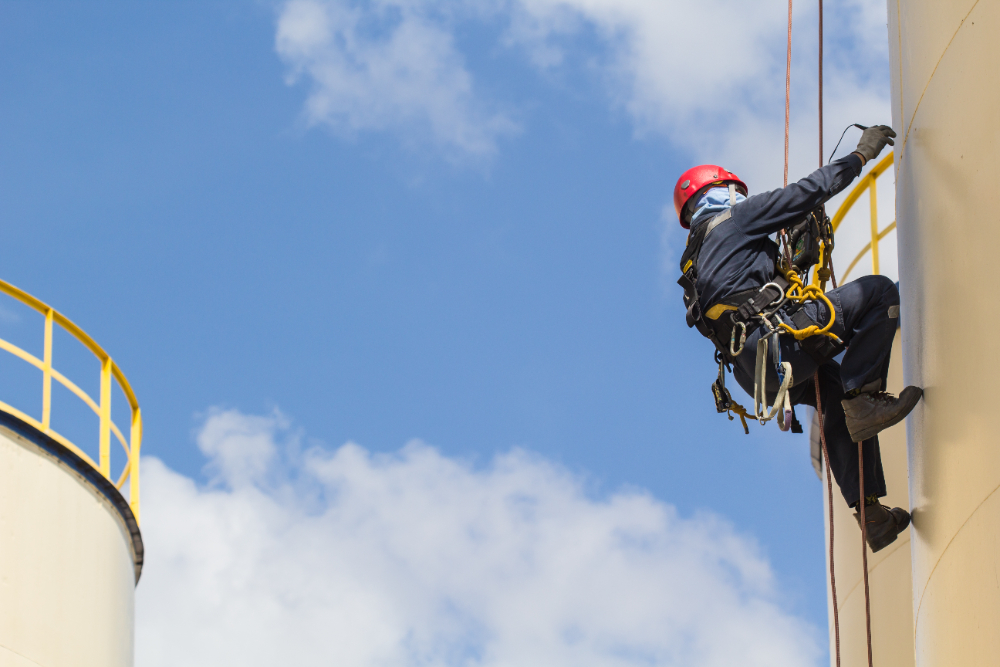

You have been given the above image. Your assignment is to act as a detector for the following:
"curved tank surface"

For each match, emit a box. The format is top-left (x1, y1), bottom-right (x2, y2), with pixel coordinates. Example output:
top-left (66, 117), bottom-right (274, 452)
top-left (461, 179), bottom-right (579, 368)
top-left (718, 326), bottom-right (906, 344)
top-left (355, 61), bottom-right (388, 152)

top-left (888, 0), bottom-right (1000, 664)
top-left (0, 413), bottom-right (141, 667)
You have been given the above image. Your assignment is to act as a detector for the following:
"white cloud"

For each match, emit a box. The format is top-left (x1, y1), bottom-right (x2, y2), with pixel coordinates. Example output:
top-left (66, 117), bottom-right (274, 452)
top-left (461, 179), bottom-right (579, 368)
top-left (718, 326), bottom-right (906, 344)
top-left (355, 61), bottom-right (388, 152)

top-left (507, 0), bottom-right (786, 136)
top-left (275, 0), bottom-right (518, 157)
top-left (274, 0), bottom-right (892, 167)
top-left (137, 409), bottom-right (820, 667)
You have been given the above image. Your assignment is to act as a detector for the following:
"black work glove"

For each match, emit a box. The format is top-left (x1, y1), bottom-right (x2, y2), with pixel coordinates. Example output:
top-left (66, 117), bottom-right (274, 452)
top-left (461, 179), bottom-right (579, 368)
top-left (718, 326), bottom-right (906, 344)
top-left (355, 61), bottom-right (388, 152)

top-left (855, 125), bottom-right (896, 162)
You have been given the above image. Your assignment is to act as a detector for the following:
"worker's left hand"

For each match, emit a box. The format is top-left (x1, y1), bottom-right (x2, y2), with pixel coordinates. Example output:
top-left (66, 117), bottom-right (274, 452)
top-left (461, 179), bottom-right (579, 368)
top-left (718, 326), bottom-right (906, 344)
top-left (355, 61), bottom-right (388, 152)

top-left (855, 125), bottom-right (896, 162)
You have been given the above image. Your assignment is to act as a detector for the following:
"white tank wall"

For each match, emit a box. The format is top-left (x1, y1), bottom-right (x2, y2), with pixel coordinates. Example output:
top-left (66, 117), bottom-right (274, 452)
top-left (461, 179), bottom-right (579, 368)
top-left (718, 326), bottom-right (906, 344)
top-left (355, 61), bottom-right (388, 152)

top-left (888, 0), bottom-right (1000, 664)
top-left (0, 423), bottom-right (137, 667)
top-left (823, 336), bottom-right (914, 667)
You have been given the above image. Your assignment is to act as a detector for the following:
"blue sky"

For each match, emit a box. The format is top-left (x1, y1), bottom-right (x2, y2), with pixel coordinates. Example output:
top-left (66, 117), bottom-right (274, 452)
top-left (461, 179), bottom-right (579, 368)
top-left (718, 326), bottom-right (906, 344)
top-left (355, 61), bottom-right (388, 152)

top-left (0, 1), bottom-right (895, 664)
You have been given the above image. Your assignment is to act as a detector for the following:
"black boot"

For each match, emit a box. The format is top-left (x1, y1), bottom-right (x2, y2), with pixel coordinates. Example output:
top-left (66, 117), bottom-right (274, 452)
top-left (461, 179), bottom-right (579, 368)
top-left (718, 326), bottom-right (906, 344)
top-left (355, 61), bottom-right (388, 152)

top-left (842, 385), bottom-right (923, 442)
top-left (854, 501), bottom-right (911, 552)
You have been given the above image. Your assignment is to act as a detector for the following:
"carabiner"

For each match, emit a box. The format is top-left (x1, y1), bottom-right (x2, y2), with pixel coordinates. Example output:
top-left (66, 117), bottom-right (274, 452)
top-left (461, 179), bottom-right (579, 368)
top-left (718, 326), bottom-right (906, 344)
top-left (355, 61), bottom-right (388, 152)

top-left (759, 281), bottom-right (788, 317)
top-left (730, 321), bottom-right (747, 357)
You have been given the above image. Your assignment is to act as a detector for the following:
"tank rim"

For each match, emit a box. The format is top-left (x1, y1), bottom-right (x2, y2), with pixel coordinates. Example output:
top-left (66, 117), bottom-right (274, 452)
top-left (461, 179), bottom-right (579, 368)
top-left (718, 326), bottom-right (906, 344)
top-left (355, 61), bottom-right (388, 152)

top-left (0, 407), bottom-right (144, 583)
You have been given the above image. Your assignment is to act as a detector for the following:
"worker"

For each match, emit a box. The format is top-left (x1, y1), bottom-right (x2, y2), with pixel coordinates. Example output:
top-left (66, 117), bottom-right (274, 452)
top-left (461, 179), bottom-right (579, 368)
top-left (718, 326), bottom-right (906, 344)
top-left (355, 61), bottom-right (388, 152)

top-left (674, 125), bottom-right (921, 553)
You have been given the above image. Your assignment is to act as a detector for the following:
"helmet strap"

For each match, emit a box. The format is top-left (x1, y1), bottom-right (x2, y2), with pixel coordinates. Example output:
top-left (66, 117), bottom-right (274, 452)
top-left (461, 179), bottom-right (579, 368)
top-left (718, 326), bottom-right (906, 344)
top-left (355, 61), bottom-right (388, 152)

top-left (729, 183), bottom-right (737, 207)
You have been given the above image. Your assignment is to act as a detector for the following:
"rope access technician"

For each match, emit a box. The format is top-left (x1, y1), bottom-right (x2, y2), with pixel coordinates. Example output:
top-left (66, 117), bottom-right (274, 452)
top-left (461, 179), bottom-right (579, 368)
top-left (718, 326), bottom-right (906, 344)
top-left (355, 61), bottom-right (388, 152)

top-left (674, 125), bottom-right (922, 552)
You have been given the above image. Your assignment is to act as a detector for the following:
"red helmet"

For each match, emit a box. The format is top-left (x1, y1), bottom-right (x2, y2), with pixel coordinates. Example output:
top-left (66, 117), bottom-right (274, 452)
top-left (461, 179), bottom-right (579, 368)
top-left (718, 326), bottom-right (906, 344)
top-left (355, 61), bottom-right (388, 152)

top-left (673, 164), bottom-right (747, 229)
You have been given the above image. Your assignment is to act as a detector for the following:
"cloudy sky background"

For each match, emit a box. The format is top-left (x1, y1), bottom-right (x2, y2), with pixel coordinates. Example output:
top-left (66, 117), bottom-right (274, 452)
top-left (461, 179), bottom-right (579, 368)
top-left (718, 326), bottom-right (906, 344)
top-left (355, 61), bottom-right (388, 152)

top-left (0, 1), bottom-right (897, 665)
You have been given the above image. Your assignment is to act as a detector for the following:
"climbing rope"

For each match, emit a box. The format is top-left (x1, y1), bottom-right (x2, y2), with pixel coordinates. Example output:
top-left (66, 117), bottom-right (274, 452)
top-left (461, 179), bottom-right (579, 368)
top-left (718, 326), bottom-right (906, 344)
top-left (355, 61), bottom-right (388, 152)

top-left (813, 0), bottom-right (841, 661)
top-left (784, 0), bottom-right (793, 189)
top-left (859, 442), bottom-right (874, 667)
top-left (779, 0), bottom-right (794, 264)
top-left (814, 372), bottom-right (840, 667)
top-left (809, 1), bottom-right (871, 663)
top-left (818, 0), bottom-right (824, 168)
top-left (806, 2), bottom-right (872, 664)
top-left (813, 5), bottom-right (839, 662)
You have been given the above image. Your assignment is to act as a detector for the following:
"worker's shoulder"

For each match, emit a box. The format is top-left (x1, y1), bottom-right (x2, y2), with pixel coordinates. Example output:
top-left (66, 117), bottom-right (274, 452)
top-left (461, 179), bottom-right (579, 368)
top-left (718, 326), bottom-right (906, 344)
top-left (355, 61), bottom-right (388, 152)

top-left (732, 186), bottom-right (793, 220)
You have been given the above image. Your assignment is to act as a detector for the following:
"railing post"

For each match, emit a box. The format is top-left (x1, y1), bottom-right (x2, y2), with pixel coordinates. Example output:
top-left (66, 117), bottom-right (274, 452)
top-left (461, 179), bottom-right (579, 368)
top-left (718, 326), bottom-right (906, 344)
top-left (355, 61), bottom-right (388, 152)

top-left (41, 309), bottom-right (53, 430)
top-left (99, 358), bottom-right (112, 478)
top-left (129, 408), bottom-right (141, 524)
top-left (869, 177), bottom-right (880, 275)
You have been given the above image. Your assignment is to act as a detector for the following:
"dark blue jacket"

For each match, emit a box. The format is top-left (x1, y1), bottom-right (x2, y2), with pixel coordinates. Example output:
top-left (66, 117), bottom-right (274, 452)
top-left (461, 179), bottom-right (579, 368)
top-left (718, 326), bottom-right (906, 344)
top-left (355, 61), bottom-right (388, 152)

top-left (690, 154), bottom-right (864, 310)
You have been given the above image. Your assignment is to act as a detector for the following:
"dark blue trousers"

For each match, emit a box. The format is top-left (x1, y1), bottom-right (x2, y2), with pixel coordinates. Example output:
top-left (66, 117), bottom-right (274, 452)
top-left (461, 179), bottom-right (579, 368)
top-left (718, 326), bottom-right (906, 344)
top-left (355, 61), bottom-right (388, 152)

top-left (733, 275), bottom-right (900, 506)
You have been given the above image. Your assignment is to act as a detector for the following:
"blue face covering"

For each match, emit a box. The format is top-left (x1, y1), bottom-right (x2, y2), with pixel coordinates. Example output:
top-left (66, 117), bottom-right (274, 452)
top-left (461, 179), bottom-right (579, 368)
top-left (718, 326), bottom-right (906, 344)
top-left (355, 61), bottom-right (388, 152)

top-left (690, 186), bottom-right (747, 227)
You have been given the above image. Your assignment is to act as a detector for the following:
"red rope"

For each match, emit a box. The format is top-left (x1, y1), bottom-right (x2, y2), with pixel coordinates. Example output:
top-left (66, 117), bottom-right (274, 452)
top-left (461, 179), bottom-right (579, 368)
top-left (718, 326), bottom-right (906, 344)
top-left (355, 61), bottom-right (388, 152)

top-left (813, 373), bottom-right (841, 667)
top-left (784, 0), bottom-right (793, 188)
top-left (858, 442), bottom-right (874, 667)
top-left (818, 0), bottom-right (824, 168)
top-left (811, 8), bottom-right (848, 666)
top-left (780, 0), bottom-right (794, 262)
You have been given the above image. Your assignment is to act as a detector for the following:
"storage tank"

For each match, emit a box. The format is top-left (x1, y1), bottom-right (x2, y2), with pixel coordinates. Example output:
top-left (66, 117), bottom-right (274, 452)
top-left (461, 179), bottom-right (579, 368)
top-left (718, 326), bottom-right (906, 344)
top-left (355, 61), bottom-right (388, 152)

top-left (888, 1), bottom-right (1000, 664)
top-left (0, 280), bottom-right (142, 667)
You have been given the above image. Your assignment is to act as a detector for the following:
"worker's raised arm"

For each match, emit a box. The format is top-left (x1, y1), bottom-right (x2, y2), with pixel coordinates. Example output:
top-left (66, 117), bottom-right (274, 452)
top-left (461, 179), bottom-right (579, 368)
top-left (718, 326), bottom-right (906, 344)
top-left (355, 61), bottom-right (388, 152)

top-left (735, 154), bottom-right (863, 236)
top-left (736, 125), bottom-right (895, 237)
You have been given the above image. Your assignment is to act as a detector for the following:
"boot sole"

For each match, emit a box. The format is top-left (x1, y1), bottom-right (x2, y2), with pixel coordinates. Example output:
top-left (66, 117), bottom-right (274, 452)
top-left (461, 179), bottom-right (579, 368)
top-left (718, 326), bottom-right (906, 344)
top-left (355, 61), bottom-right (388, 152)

top-left (868, 531), bottom-right (898, 553)
top-left (847, 388), bottom-right (923, 442)
top-left (863, 509), bottom-right (911, 553)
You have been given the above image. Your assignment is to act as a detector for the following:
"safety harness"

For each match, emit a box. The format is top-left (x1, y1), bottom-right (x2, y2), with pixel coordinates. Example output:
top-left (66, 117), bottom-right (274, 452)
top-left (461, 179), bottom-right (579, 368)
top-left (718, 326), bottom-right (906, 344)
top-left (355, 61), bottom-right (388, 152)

top-left (678, 189), bottom-right (843, 434)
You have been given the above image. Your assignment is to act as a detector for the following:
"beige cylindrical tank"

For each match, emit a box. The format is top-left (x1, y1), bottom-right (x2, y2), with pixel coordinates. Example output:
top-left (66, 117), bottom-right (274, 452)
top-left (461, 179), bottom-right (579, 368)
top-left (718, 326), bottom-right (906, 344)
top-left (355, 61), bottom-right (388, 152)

top-left (887, 1), bottom-right (1000, 664)
top-left (0, 413), bottom-right (142, 667)
top-left (817, 336), bottom-right (914, 667)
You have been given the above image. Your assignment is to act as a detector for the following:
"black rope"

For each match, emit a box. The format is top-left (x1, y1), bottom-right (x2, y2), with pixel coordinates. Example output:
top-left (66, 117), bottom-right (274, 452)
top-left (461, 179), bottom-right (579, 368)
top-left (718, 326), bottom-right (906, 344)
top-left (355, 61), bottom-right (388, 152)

top-left (828, 123), bottom-right (868, 164)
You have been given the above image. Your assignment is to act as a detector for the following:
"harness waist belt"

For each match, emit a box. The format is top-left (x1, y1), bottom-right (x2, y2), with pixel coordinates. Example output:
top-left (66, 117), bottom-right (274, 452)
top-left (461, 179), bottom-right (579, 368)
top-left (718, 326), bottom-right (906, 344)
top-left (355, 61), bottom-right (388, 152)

top-left (735, 278), bottom-right (788, 323)
top-left (703, 277), bottom-right (790, 323)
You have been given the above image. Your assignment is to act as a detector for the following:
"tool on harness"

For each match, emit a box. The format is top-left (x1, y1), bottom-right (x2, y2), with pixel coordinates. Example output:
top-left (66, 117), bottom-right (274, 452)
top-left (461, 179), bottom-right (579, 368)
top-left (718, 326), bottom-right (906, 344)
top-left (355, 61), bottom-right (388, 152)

top-left (788, 207), bottom-right (832, 273)
top-left (712, 353), bottom-right (750, 434)
top-left (787, 206), bottom-right (835, 287)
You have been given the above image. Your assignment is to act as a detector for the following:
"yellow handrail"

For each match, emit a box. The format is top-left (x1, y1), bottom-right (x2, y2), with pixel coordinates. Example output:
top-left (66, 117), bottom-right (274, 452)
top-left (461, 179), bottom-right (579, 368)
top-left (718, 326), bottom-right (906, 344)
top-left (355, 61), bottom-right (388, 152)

top-left (0, 279), bottom-right (142, 523)
top-left (830, 151), bottom-right (895, 281)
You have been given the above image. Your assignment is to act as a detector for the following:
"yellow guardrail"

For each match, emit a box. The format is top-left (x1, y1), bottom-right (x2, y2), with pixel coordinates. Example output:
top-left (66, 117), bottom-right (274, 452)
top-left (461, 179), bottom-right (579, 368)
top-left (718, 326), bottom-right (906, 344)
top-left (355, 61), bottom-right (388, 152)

top-left (0, 279), bottom-right (141, 522)
top-left (830, 151), bottom-right (896, 281)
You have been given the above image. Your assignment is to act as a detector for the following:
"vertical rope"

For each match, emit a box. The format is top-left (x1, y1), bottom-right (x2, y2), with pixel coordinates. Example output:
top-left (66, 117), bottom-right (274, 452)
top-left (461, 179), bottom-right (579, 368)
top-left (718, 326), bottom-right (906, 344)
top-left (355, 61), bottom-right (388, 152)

top-left (858, 442), bottom-right (874, 667)
top-left (780, 0), bottom-right (794, 263)
top-left (814, 373), bottom-right (840, 667)
top-left (818, 0), bottom-right (824, 169)
top-left (784, 0), bottom-right (793, 187)
top-left (813, 8), bottom-right (844, 666)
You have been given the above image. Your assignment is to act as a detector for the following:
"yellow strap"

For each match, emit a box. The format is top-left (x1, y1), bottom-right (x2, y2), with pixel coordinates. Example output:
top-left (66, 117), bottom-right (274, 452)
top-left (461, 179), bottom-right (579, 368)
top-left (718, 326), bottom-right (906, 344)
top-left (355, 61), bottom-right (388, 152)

top-left (705, 303), bottom-right (738, 320)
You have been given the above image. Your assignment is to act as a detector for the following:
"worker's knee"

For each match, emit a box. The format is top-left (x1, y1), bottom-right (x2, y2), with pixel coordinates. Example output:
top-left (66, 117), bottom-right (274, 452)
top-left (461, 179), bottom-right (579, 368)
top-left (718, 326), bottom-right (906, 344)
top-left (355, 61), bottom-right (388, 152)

top-left (855, 273), bottom-right (895, 292)
top-left (850, 274), bottom-right (898, 308)
top-left (875, 275), bottom-right (898, 303)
